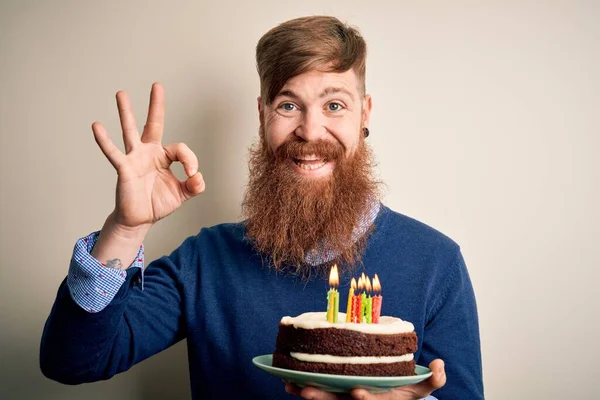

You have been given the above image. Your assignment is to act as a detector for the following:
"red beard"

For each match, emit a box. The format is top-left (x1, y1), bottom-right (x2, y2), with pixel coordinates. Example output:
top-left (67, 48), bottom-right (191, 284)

top-left (242, 130), bottom-right (380, 276)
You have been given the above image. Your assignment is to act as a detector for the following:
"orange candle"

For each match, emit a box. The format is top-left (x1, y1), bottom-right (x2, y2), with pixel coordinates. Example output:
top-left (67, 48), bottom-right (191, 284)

top-left (346, 278), bottom-right (357, 322)
top-left (365, 276), bottom-right (373, 324)
top-left (353, 276), bottom-right (364, 323)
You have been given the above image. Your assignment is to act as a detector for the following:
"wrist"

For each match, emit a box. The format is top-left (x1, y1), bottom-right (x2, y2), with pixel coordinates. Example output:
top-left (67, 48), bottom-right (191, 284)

top-left (105, 211), bottom-right (152, 242)
top-left (90, 212), bottom-right (151, 268)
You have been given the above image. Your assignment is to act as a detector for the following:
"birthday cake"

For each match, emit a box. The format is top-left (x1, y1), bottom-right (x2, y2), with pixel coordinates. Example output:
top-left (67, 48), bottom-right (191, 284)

top-left (273, 311), bottom-right (417, 376)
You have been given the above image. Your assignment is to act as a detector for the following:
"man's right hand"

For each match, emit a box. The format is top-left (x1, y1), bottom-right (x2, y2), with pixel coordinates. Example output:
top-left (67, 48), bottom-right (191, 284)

top-left (93, 82), bottom-right (205, 230)
top-left (89, 82), bottom-right (204, 269)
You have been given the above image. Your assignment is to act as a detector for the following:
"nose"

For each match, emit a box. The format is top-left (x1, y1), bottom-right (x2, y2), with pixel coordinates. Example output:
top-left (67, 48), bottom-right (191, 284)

top-left (294, 109), bottom-right (326, 142)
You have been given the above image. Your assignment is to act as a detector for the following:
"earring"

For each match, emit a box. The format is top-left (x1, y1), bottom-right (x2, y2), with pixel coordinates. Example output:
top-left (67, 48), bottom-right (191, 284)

top-left (363, 127), bottom-right (370, 138)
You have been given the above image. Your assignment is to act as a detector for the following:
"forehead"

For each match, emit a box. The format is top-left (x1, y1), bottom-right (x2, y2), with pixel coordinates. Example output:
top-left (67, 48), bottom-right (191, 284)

top-left (277, 69), bottom-right (361, 100)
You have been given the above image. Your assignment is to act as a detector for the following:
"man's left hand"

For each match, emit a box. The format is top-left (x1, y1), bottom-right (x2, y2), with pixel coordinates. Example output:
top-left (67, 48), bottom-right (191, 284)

top-left (284, 359), bottom-right (446, 400)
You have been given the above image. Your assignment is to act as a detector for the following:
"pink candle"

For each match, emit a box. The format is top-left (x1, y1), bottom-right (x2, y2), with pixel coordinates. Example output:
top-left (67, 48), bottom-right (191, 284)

top-left (372, 274), bottom-right (382, 323)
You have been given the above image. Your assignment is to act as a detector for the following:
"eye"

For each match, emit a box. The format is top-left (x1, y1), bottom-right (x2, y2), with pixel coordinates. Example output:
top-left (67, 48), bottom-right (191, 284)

top-left (327, 102), bottom-right (344, 112)
top-left (280, 103), bottom-right (297, 112)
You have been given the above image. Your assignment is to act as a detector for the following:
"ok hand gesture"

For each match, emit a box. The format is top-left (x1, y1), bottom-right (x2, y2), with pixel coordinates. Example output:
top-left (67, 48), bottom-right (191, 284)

top-left (92, 83), bottom-right (205, 232)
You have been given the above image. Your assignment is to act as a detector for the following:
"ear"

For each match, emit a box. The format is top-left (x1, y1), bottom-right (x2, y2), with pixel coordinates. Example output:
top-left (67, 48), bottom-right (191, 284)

top-left (362, 94), bottom-right (373, 129)
top-left (257, 96), bottom-right (264, 126)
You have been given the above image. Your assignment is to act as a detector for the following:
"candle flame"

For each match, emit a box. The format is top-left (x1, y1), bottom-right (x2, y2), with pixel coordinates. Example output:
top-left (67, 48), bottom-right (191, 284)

top-left (365, 276), bottom-right (372, 292)
top-left (357, 275), bottom-right (364, 290)
top-left (351, 277), bottom-right (357, 290)
top-left (373, 274), bottom-right (381, 293)
top-left (329, 264), bottom-right (339, 287)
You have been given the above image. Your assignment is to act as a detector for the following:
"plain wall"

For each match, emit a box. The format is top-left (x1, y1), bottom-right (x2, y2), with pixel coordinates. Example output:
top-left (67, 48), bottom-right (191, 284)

top-left (1, 1), bottom-right (598, 399)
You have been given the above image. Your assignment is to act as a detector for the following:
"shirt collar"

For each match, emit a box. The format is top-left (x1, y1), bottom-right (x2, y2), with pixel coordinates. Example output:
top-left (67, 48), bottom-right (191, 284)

top-left (304, 199), bottom-right (381, 266)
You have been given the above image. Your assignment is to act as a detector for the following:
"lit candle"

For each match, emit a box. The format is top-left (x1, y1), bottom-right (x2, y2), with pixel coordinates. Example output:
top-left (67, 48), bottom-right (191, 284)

top-left (333, 288), bottom-right (339, 323)
top-left (327, 265), bottom-right (339, 323)
top-left (360, 272), bottom-right (367, 323)
top-left (326, 289), bottom-right (333, 323)
top-left (346, 278), bottom-right (357, 322)
top-left (372, 274), bottom-right (382, 324)
top-left (353, 276), bottom-right (363, 323)
top-left (365, 276), bottom-right (373, 324)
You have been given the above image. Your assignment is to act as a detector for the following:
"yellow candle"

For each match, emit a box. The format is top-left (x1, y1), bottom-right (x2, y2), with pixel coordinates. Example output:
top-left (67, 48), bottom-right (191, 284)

top-left (333, 289), bottom-right (339, 323)
top-left (327, 265), bottom-right (339, 323)
top-left (326, 289), bottom-right (333, 322)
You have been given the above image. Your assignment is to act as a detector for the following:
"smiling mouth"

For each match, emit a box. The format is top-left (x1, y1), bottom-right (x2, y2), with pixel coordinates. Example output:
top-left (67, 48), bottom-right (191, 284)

top-left (293, 154), bottom-right (328, 171)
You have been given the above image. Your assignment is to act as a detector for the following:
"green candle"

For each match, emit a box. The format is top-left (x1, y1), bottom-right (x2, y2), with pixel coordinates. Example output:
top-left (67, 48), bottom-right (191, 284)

top-left (360, 273), bottom-right (367, 323)
top-left (366, 295), bottom-right (372, 324)
top-left (360, 292), bottom-right (367, 323)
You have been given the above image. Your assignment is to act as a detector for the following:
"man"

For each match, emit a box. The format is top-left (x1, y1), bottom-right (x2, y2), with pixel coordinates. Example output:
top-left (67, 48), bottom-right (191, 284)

top-left (40, 16), bottom-right (483, 399)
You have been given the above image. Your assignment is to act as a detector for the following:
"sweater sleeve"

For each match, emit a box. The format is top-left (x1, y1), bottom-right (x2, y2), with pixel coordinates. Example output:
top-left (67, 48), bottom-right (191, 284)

top-left (420, 250), bottom-right (484, 399)
top-left (40, 234), bottom-right (197, 385)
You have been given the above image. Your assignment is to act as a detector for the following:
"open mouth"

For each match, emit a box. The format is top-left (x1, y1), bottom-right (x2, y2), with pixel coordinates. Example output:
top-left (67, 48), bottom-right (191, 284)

top-left (293, 154), bottom-right (328, 171)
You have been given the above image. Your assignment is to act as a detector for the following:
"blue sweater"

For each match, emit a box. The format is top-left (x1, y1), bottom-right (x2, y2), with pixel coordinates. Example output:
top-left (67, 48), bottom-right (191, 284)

top-left (40, 205), bottom-right (484, 399)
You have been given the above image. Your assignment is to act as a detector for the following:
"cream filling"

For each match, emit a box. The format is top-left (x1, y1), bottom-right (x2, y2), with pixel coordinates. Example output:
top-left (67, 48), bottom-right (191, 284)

top-left (280, 312), bottom-right (415, 334)
top-left (290, 352), bottom-right (414, 364)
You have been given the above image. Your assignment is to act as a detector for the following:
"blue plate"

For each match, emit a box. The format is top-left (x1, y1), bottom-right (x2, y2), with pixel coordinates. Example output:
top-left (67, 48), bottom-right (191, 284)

top-left (252, 354), bottom-right (432, 393)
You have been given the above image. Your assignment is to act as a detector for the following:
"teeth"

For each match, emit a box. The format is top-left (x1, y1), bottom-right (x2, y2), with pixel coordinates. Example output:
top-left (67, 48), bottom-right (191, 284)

top-left (297, 160), bottom-right (327, 170)
top-left (296, 154), bottom-right (319, 161)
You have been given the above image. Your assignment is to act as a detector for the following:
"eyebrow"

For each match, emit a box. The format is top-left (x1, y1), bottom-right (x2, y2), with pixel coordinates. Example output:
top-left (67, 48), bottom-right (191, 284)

top-left (276, 86), bottom-right (356, 102)
top-left (319, 86), bottom-right (355, 101)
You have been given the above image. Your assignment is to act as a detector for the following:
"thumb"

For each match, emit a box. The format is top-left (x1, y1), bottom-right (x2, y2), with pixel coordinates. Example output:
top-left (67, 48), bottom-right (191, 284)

top-left (182, 171), bottom-right (206, 199)
top-left (410, 359), bottom-right (446, 398)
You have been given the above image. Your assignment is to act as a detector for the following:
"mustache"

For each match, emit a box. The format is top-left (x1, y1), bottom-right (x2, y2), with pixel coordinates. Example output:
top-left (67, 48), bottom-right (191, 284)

top-left (274, 139), bottom-right (344, 163)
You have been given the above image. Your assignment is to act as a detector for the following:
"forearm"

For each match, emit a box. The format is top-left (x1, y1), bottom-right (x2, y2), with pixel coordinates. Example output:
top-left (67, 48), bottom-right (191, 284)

top-left (91, 212), bottom-right (150, 269)
top-left (40, 231), bottom-right (147, 384)
top-left (40, 273), bottom-right (140, 384)
top-left (40, 233), bottom-right (188, 385)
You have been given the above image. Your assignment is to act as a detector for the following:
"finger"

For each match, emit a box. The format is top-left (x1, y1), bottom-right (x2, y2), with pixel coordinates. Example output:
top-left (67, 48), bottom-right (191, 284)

top-left (285, 383), bottom-right (304, 397)
top-left (406, 359), bottom-right (447, 398)
top-left (163, 142), bottom-right (199, 177)
top-left (115, 89), bottom-right (140, 153)
top-left (350, 388), bottom-right (387, 400)
top-left (91, 122), bottom-right (126, 169)
top-left (182, 171), bottom-right (205, 199)
top-left (142, 82), bottom-right (165, 144)
top-left (350, 388), bottom-right (376, 399)
top-left (299, 386), bottom-right (343, 400)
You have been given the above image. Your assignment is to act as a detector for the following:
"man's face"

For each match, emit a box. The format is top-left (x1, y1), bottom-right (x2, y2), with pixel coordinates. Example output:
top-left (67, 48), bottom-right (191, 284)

top-left (258, 69), bottom-right (372, 179)
top-left (244, 67), bottom-right (378, 273)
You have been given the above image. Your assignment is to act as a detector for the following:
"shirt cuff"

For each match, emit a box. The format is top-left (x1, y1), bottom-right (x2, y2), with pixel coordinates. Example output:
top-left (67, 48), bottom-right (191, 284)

top-left (67, 231), bottom-right (145, 313)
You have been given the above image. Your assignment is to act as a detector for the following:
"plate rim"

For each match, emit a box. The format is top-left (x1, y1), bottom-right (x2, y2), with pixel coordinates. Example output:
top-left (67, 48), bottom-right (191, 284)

top-left (252, 353), bottom-right (432, 383)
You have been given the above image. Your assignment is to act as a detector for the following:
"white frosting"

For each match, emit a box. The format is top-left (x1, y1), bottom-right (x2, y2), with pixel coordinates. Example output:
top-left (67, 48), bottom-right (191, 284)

top-left (280, 312), bottom-right (414, 334)
top-left (290, 352), bottom-right (414, 364)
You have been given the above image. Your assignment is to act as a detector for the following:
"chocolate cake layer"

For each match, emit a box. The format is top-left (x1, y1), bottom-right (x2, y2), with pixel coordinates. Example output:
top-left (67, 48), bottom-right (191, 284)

top-left (273, 352), bottom-right (416, 376)
top-left (275, 325), bottom-right (418, 357)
